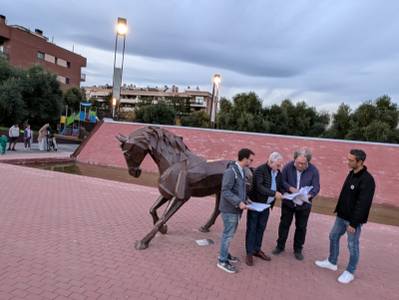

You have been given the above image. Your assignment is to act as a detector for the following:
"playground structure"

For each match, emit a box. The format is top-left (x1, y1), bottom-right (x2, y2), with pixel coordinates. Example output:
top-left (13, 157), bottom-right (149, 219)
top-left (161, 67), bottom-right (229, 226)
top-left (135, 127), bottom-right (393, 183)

top-left (59, 102), bottom-right (98, 137)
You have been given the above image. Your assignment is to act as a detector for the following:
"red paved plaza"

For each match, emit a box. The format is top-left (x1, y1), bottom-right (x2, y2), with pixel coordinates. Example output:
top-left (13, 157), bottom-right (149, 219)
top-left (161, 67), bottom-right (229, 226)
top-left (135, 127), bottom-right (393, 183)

top-left (0, 163), bottom-right (398, 300)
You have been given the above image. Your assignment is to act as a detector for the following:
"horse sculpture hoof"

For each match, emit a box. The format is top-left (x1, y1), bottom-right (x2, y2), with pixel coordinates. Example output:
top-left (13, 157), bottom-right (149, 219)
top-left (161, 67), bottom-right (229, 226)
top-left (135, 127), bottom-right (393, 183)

top-left (159, 225), bottom-right (168, 234)
top-left (199, 226), bottom-right (210, 233)
top-left (135, 240), bottom-right (149, 250)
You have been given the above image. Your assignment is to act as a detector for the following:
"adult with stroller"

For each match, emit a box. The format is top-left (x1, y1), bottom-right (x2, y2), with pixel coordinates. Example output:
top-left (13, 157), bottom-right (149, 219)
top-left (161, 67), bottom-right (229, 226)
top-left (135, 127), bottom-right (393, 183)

top-left (46, 126), bottom-right (58, 152)
top-left (38, 123), bottom-right (49, 151)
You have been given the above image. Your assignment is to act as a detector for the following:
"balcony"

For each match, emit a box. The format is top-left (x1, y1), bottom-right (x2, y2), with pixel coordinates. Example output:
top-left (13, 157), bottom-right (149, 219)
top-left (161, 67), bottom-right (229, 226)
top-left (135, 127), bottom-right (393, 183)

top-left (80, 73), bottom-right (86, 82)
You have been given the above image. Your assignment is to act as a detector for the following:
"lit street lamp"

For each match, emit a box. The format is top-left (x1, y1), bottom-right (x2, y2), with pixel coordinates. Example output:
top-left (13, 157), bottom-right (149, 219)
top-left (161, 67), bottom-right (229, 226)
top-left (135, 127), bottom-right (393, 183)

top-left (112, 97), bottom-right (117, 118)
top-left (111, 17), bottom-right (128, 119)
top-left (210, 74), bottom-right (221, 128)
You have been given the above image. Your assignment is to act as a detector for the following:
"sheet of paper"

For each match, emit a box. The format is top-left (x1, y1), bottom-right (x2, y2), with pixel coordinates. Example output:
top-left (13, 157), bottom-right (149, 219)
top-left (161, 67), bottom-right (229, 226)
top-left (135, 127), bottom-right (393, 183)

top-left (283, 186), bottom-right (313, 206)
top-left (247, 202), bottom-right (271, 212)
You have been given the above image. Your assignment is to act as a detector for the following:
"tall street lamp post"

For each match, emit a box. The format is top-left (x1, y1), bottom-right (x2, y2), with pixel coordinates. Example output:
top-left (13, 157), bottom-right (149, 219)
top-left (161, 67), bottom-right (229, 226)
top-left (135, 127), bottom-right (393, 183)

top-left (210, 74), bottom-right (221, 128)
top-left (111, 17), bottom-right (128, 119)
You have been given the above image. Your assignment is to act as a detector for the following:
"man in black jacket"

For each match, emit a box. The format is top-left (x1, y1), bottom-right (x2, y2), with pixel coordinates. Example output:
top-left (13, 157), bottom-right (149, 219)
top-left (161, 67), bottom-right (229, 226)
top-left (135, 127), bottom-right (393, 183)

top-left (245, 152), bottom-right (284, 266)
top-left (315, 149), bottom-right (375, 284)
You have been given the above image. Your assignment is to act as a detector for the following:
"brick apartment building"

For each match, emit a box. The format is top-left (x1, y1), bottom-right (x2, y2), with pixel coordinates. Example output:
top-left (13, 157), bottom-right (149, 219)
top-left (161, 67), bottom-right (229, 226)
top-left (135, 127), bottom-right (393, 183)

top-left (0, 15), bottom-right (86, 89)
top-left (85, 85), bottom-right (213, 115)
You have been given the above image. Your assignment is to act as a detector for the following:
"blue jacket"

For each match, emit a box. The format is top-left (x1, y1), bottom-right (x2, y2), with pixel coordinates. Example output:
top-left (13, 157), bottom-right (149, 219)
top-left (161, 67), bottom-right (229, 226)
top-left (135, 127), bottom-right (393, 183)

top-left (282, 161), bottom-right (320, 209)
top-left (219, 162), bottom-right (247, 214)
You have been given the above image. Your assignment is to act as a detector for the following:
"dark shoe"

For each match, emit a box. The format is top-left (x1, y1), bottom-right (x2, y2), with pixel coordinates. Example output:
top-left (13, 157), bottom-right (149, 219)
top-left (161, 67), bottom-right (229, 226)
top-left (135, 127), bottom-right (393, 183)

top-left (11, 148), bottom-right (16, 151)
top-left (228, 253), bottom-right (239, 263)
top-left (246, 255), bottom-right (254, 266)
top-left (217, 261), bottom-right (237, 273)
top-left (272, 247), bottom-right (284, 255)
top-left (294, 251), bottom-right (304, 261)
top-left (254, 250), bottom-right (271, 261)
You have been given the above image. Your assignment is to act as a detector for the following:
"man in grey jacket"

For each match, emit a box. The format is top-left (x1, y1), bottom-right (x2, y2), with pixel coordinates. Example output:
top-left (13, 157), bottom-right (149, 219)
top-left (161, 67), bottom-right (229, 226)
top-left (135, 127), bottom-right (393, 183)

top-left (217, 148), bottom-right (255, 274)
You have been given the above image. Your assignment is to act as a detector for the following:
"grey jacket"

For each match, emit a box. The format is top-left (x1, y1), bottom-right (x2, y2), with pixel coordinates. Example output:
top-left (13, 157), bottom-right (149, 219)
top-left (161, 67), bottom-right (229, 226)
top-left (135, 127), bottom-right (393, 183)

top-left (219, 162), bottom-right (247, 214)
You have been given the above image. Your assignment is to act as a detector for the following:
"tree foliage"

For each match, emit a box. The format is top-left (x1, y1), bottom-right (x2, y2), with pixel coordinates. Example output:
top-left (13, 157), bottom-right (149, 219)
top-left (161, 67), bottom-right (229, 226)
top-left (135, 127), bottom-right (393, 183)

top-left (0, 58), bottom-right (63, 128)
top-left (135, 102), bottom-right (176, 125)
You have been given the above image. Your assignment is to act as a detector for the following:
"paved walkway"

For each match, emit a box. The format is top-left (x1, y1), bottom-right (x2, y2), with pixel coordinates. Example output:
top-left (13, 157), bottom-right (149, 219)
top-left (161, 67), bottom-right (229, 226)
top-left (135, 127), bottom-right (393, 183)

top-left (0, 163), bottom-right (398, 300)
top-left (0, 143), bottom-right (77, 163)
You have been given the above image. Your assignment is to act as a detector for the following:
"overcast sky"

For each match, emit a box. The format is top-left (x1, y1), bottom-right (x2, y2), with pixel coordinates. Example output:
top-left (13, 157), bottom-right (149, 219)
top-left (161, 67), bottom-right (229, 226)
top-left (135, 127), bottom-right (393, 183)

top-left (3, 0), bottom-right (399, 111)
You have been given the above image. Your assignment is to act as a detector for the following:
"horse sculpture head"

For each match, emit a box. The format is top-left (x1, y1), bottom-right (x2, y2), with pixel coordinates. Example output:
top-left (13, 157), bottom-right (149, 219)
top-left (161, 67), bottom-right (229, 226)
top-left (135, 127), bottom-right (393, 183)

top-left (116, 126), bottom-right (190, 178)
top-left (116, 127), bottom-right (155, 178)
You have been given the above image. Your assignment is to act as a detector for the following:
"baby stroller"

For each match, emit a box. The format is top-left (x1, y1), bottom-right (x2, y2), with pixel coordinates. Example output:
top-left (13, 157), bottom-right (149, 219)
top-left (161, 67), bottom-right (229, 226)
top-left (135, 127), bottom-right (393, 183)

top-left (46, 130), bottom-right (58, 152)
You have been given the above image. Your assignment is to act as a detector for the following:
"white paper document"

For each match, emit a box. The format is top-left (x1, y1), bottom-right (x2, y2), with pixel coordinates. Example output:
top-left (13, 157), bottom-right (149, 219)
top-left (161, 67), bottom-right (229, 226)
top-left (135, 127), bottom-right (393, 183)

top-left (247, 202), bottom-right (271, 212)
top-left (283, 186), bottom-right (313, 206)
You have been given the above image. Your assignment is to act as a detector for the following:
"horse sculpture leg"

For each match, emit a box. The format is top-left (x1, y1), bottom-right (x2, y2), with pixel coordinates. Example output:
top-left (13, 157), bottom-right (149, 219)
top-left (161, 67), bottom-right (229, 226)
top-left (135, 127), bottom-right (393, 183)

top-left (149, 195), bottom-right (170, 234)
top-left (135, 197), bottom-right (187, 250)
top-left (199, 192), bottom-right (221, 232)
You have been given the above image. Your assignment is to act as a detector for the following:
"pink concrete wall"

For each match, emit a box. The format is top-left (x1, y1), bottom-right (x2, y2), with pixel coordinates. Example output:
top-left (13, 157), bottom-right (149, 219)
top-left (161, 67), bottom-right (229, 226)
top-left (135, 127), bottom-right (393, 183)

top-left (75, 121), bottom-right (399, 206)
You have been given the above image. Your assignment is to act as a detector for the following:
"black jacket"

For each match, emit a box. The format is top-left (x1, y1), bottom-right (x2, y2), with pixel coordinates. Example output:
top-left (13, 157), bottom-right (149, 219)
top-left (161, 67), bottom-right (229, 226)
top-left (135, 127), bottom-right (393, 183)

top-left (249, 163), bottom-right (283, 208)
top-left (334, 166), bottom-right (375, 228)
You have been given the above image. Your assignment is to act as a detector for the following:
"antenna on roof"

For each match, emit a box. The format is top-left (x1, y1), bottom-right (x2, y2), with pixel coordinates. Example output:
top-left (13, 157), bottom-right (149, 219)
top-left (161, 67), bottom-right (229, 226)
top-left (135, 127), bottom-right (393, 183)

top-left (72, 44), bottom-right (75, 52)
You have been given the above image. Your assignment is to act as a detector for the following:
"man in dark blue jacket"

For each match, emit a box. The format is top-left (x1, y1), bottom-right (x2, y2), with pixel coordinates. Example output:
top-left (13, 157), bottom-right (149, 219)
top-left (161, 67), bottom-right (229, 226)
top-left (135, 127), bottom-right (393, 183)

top-left (217, 148), bottom-right (255, 274)
top-left (245, 152), bottom-right (284, 266)
top-left (273, 148), bottom-right (320, 260)
top-left (315, 149), bottom-right (375, 284)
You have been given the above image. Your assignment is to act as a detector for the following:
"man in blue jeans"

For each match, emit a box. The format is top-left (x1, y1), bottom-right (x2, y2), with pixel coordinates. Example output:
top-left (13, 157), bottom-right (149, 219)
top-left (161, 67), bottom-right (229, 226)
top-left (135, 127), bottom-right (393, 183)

top-left (315, 149), bottom-right (375, 284)
top-left (217, 148), bottom-right (255, 274)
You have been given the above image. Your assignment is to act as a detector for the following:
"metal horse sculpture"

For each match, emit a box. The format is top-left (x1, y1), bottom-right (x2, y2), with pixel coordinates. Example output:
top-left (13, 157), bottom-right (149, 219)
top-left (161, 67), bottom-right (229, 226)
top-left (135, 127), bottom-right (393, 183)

top-left (117, 126), bottom-right (250, 250)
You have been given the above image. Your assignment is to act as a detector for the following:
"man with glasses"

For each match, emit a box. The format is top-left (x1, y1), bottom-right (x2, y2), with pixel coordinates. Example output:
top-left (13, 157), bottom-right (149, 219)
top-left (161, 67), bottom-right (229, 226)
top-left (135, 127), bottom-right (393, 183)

top-left (272, 148), bottom-right (320, 260)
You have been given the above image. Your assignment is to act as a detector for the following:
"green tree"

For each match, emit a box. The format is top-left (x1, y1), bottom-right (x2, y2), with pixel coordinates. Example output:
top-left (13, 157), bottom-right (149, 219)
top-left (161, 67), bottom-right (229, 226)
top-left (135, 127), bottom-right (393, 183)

top-left (217, 92), bottom-right (268, 132)
top-left (0, 58), bottom-right (16, 83)
top-left (20, 65), bottom-right (63, 128)
top-left (325, 103), bottom-right (351, 139)
top-left (346, 96), bottom-right (399, 143)
top-left (135, 103), bottom-right (176, 125)
top-left (0, 77), bottom-right (27, 125)
top-left (64, 87), bottom-right (85, 113)
top-left (181, 111), bottom-right (210, 128)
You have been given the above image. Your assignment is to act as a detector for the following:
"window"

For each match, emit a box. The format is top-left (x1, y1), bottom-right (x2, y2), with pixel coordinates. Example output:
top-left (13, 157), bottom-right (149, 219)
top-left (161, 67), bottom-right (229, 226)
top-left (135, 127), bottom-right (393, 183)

top-left (56, 75), bottom-right (66, 84)
top-left (67, 61), bottom-right (71, 68)
top-left (56, 58), bottom-right (68, 68)
top-left (37, 51), bottom-right (45, 60)
top-left (65, 77), bottom-right (70, 84)
top-left (44, 53), bottom-right (55, 63)
top-left (195, 96), bottom-right (204, 104)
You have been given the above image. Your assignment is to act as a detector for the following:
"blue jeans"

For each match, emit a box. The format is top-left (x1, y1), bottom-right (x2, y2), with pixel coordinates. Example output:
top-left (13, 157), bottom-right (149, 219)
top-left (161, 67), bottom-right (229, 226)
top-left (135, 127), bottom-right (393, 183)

top-left (246, 208), bottom-right (270, 255)
top-left (219, 213), bottom-right (240, 262)
top-left (328, 217), bottom-right (362, 274)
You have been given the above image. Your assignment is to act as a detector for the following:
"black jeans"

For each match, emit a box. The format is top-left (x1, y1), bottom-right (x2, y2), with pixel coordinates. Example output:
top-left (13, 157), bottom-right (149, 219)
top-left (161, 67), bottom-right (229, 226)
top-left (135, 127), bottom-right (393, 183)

top-left (246, 208), bottom-right (270, 255)
top-left (277, 202), bottom-right (311, 252)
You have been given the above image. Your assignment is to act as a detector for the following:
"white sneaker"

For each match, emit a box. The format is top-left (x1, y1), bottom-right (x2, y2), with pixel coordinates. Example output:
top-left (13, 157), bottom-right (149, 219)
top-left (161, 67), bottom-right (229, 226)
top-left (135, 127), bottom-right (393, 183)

top-left (315, 259), bottom-right (338, 271)
top-left (338, 271), bottom-right (355, 284)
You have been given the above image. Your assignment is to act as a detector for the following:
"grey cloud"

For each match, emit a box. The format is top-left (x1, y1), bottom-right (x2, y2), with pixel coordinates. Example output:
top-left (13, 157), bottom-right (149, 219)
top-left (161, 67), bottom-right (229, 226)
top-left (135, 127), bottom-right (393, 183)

top-left (2, 0), bottom-right (399, 109)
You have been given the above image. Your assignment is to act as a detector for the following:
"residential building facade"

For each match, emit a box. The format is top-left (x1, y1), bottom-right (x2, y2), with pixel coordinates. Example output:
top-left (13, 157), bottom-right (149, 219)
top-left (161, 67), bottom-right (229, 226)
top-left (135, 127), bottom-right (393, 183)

top-left (0, 15), bottom-right (86, 89)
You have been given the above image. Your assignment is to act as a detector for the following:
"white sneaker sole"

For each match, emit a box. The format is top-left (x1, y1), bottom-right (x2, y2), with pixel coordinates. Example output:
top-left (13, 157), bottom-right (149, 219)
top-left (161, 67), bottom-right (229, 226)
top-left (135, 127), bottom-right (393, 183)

top-left (338, 277), bottom-right (354, 284)
top-left (217, 263), bottom-right (236, 274)
top-left (315, 261), bottom-right (338, 271)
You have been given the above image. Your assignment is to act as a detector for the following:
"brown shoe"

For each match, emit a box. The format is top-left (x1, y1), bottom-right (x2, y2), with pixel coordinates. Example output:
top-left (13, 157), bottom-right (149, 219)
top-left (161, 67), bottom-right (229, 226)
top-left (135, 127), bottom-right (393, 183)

top-left (254, 250), bottom-right (271, 261)
top-left (246, 255), bottom-right (254, 266)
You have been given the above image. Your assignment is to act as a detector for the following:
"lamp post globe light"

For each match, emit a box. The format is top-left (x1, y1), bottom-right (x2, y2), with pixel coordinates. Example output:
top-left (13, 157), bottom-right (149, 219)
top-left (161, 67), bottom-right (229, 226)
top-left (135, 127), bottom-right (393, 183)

top-left (111, 17), bottom-right (128, 119)
top-left (210, 73), bottom-right (221, 128)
